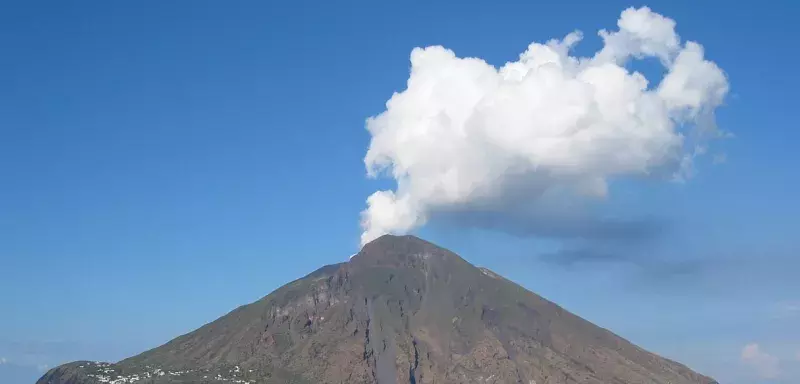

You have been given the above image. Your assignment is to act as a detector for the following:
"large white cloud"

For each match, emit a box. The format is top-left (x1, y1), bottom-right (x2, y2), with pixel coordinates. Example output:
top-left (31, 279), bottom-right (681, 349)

top-left (360, 7), bottom-right (729, 246)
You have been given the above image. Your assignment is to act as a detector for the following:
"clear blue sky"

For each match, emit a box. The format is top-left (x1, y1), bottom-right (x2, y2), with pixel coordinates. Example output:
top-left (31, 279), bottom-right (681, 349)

top-left (1, 1), bottom-right (797, 383)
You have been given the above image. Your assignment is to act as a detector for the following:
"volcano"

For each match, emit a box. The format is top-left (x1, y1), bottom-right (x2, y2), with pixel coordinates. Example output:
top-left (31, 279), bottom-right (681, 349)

top-left (38, 235), bottom-right (716, 384)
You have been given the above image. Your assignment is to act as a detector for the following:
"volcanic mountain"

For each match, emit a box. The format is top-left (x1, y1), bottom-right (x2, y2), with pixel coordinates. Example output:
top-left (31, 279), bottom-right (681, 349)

top-left (38, 235), bottom-right (716, 384)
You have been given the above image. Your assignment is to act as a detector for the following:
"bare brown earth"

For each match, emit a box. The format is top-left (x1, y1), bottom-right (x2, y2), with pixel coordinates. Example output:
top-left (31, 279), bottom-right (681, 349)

top-left (38, 235), bottom-right (718, 384)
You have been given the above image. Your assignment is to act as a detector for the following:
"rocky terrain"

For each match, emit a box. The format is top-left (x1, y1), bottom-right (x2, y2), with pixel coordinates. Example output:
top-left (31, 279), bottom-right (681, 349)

top-left (38, 235), bottom-right (717, 384)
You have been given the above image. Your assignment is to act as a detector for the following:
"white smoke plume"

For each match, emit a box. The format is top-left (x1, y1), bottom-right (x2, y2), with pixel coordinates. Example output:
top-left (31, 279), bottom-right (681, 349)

top-left (360, 7), bottom-right (729, 246)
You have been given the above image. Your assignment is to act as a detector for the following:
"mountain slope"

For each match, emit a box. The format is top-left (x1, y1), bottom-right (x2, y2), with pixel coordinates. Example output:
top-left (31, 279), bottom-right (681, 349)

top-left (38, 235), bottom-right (717, 384)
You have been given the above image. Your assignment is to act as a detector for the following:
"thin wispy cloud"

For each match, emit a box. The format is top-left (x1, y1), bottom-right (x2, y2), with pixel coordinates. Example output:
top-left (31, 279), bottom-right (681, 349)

top-left (770, 301), bottom-right (800, 320)
top-left (779, 302), bottom-right (800, 314)
top-left (359, 6), bottom-right (729, 246)
top-left (537, 245), bottom-right (709, 283)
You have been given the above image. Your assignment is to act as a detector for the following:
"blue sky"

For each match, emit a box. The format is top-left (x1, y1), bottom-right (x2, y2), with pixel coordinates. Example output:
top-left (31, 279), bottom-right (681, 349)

top-left (1, 1), bottom-right (798, 383)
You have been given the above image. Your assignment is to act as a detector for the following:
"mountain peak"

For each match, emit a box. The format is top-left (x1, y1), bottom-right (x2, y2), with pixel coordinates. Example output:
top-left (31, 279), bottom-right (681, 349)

top-left (361, 234), bottom-right (441, 253)
top-left (351, 234), bottom-right (460, 268)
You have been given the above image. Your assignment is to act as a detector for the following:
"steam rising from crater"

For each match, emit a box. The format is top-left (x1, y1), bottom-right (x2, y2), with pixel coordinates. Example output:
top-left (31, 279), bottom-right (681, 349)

top-left (360, 7), bottom-right (728, 246)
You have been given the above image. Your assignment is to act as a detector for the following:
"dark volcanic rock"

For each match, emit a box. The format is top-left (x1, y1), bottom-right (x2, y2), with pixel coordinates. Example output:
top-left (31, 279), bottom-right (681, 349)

top-left (38, 235), bottom-right (717, 384)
